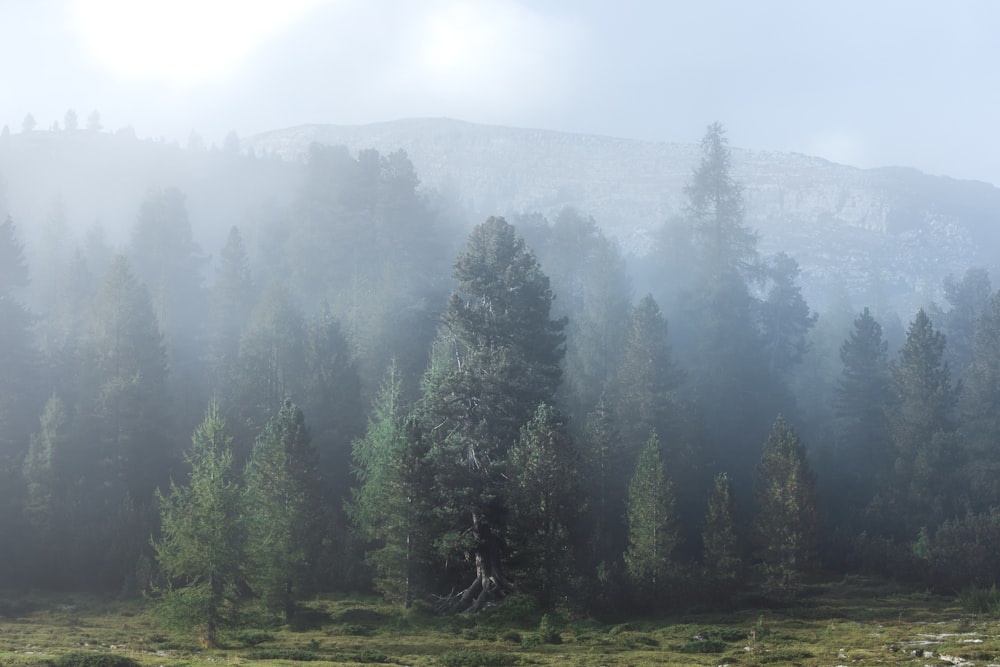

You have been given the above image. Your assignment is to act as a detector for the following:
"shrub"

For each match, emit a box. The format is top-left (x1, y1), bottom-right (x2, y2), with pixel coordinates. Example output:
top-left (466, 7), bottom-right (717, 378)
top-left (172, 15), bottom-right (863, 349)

top-left (231, 630), bottom-right (274, 646)
top-left (51, 653), bottom-right (141, 667)
top-left (959, 584), bottom-right (1000, 614)
top-left (671, 639), bottom-right (727, 653)
top-left (437, 650), bottom-right (521, 666)
top-left (244, 648), bottom-right (321, 661)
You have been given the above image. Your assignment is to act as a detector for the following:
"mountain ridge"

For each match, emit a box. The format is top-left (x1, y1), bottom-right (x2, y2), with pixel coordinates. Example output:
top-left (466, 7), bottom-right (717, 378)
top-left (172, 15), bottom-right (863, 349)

top-left (246, 118), bottom-right (1000, 310)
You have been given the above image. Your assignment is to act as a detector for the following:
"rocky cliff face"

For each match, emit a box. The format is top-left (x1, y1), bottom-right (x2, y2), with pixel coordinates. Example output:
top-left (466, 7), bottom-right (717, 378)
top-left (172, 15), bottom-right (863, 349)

top-left (247, 118), bottom-right (1000, 311)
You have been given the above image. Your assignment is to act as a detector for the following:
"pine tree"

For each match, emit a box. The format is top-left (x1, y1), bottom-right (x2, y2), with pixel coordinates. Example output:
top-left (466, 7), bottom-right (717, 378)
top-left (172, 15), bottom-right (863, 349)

top-left (701, 472), bottom-right (742, 588)
top-left (244, 400), bottom-right (324, 620)
top-left (0, 216), bottom-right (34, 460)
top-left (233, 281), bottom-right (306, 442)
top-left (752, 417), bottom-right (818, 598)
top-left (154, 401), bottom-right (244, 649)
top-left (835, 307), bottom-right (892, 515)
top-left (886, 309), bottom-right (958, 530)
top-left (624, 431), bottom-right (679, 596)
top-left (685, 122), bottom-right (758, 280)
top-left (82, 255), bottom-right (170, 502)
top-left (961, 291), bottom-right (1000, 510)
top-left (349, 362), bottom-right (427, 607)
top-left (129, 187), bottom-right (207, 345)
top-left (580, 397), bottom-right (627, 574)
top-left (760, 252), bottom-right (817, 378)
top-left (676, 124), bottom-right (777, 490)
top-left (206, 226), bottom-right (256, 395)
top-left (614, 294), bottom-right (683, 459)
top-left (418, 216), bottom-right (565, 612)
top-left (507, 403), bottom-right (578, 609)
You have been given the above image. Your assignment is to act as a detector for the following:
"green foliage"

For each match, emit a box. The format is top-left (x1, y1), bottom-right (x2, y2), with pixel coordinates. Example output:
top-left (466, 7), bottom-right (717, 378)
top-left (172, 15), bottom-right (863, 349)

top-left (437, 650), bottom-right (522, 666)
top-left (349, 362), bottom-right (425, 607)
top-left (760, 252), bottom-right (817, 378)
top-left (231, 629), bottom-right (275, 646)
top-left (624, 431), bottom-right (679, 596)
top-left (670, 639), bottom-right (727, 653)
top-left (959, 584), bottom-right (1000, 614)
top-left (244, 648), bottom-right (322, 661)
top-left (234, 281), bottom-right (307, 433)
top-left (836, 307), bottom-right (892, 508)
top-left (244, 399), bottom-right (324, 619)
top-left (685, 122), bottom-right (758, 278)
top-left (128, 187), bottom-right (206, 344)
top-left (701, 472), bottom-right (742, 586)
top-left (887, 309), bottom-right (958, 531)
top-left (83, 255), bottom-right (170, 503)
top-left (154, 401), bottom-right (244, 647)
top-left (506, 403), bottom-right (578, 608)
top-left (614, 294), bottom-right (683, 457)
top-left (51, 652), bottom-right (140, 667)
top-left (960, 290), bottom-right (1000, 511)
top-left (753, 417), bottom-right (819, 598)
top-left (417, 217), bottom-right (566, 609)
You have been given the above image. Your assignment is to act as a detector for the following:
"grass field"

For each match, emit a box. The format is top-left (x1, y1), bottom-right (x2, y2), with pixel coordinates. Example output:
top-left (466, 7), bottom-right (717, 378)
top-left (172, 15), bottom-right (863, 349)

top-left (1, 577), bottom-right (998, 666)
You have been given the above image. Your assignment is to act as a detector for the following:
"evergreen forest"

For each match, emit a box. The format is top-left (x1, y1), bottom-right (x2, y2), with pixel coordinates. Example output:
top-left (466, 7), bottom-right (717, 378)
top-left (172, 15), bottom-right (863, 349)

top-left (3, 121), bottom-right (1000, 640)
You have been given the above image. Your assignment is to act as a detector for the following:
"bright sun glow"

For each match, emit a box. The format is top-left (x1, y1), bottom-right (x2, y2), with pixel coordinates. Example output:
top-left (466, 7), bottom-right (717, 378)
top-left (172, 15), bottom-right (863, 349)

top-left (73, 0), bottom-right (326, 85)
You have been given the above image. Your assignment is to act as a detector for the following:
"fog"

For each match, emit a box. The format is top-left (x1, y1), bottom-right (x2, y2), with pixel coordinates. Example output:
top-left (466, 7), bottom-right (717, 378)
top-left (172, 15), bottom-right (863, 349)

top-left (2, 0), bottom-right (1000, 615)
top-left (3, 1), bottom-right (1000, 183)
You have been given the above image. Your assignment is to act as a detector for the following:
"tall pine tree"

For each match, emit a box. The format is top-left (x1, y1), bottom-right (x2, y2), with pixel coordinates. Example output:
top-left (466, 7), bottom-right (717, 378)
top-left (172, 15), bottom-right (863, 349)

top-left (154, 401), bottom-right (244, 649)
top-left (752, 417), bottom-right (818, 598)
top-left (418, 216), bottom-right (565, 612)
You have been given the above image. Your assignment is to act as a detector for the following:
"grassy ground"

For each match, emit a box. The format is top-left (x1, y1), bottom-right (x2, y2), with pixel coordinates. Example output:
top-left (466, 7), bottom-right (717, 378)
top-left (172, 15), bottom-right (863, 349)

top-left (1, 577), bottom-right (999, 666)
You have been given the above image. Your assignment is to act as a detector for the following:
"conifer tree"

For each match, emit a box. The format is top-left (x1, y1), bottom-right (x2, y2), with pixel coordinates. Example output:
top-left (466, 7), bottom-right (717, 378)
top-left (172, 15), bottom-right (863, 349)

top-left (760, 252), bottom-right (817, 378)
top-left (753, 417), bottom-right (818, 598)
top-left (206, 226), bottom-right (256, 394)
top-left (154, 401), bottom-right (244, 649)
top-left (83, 255), bottom-right (170, 502)
top-left (702, 472), bottom-right (742, 588)
top-left (961, 291), bottom-right (1000, 509)
top-left (614, 294), bottom-right (683, 459)
top-left (244, 400), bottom-right (324, 620)
top-left (580, 397), bottom-right (627, 573)
top-left (0, 216), bottom-right (34, 460)
top-left (507, 403), bottom-right (578, 609)
top-left (624, 431), bottom-right (679, 595)
top-left (418, 216), bottom-right (565, 612)
top-left (349, 363), bottom-right (427, 607)
top-left (835, 307), bottom-right (892, 513)
top-left (886, 309), bottom-right (958, 530)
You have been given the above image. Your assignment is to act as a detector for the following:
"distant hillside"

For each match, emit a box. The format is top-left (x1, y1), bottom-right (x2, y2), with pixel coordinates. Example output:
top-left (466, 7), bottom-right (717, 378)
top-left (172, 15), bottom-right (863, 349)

top-left (0, 129), bottom-right (297, 260)
top-left (247, 118), bottom-right (1000, 310)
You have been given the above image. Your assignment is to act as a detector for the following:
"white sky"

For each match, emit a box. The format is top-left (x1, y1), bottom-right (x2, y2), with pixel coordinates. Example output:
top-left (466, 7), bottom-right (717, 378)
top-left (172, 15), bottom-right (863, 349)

top-left (2, 0), bottom-right (999, 184)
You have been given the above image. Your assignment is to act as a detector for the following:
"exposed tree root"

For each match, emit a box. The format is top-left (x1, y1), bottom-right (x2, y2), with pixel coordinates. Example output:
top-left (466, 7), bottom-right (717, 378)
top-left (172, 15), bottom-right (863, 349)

top-left (434, 552), bottom-right (515, 613)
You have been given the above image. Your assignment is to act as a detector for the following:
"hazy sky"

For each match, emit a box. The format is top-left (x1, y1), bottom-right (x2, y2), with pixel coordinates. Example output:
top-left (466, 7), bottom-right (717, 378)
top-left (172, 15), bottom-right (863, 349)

top-left (3, 1), bottom-right (999, 184)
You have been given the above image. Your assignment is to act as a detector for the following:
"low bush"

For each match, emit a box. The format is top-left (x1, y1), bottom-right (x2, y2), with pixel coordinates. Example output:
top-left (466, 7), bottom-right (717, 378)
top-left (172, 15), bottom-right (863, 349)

top-left (51, 653), bottom-right (141, 667)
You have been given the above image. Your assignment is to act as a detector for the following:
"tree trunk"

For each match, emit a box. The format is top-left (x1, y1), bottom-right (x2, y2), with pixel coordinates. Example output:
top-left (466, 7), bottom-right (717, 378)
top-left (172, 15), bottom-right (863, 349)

top-left (436, 513), bottom-right (514, 613)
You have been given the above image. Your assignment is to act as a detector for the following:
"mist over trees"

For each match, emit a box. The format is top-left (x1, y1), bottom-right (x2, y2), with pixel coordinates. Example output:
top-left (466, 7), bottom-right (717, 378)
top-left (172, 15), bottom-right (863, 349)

top-left (2, 121), bottom-right (1000, 617)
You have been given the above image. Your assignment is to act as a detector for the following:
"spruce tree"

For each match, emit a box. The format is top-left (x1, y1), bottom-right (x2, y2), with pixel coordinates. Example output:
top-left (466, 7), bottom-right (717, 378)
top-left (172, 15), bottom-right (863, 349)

top-left (507, 403), bottom-right (578, 609)
top-left (154, 401), bottom-right (244, 648)
top-left (702, 472), bottom-right (742, 589)
top-left (614, 294), bottom-right (683, 461)
top-left (961, 291), bottom-right (1000, 510)
top-left (349, 362), bottom-right (427, 607)
top-left (886, 309), bottom-right (958, 530)
top-left (835, 307), bottom-right (892, 516)
top-left (82, 255), bottom-right (170, 502)
top-left (418, 216), bottom-right (565, 612)
top-left (244, 399), bottom-right (324, 620)
top-left (624, 431), bottom-right (679, 597)
top-left (752, 417), bottom-right (818, 598)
